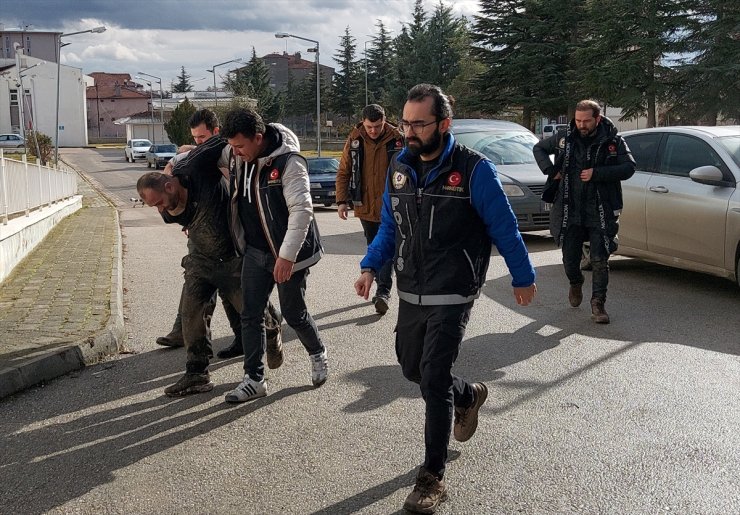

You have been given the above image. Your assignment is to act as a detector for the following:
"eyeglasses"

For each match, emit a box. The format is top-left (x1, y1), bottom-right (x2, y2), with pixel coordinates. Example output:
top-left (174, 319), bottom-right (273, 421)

top-left (399, 119), bottom-right (438, 134)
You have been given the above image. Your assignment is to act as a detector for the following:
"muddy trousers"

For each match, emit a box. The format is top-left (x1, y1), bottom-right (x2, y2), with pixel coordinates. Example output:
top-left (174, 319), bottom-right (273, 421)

top-left (395, 300), bottom-right (476, 479)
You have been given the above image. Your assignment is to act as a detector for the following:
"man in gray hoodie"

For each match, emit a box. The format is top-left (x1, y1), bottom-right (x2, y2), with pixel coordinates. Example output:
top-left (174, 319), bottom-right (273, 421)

top-left (218, 107), bottom-right (328, 403)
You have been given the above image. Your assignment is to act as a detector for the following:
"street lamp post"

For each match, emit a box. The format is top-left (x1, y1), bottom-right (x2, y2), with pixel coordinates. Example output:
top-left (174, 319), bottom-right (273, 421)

top-left (55, 26), bottom-right (106, 166)
top-left (364, 40), bottom-right (371, 107)
top-left (275, 32), bottom-right (321, 156)
top-left (135, 77), bottom-right (155, 143)
top-left (137, 71), bottom-right (164, 141)
top-left (207, 58), bottom-right (243, 108)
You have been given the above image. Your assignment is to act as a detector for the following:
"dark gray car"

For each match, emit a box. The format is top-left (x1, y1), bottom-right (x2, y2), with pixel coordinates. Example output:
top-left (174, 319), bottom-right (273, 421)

top-left (451, 119), bottom-right (550, 232)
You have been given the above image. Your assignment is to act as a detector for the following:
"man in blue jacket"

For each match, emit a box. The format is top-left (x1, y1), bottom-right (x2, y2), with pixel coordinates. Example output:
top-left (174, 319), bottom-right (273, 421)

top-left (355, 84), bottom-right (537, 514)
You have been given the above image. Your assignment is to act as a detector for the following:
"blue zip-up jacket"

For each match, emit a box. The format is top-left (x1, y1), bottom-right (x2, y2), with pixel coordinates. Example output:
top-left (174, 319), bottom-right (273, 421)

top-left (361, 132), bottom-right (535, 305)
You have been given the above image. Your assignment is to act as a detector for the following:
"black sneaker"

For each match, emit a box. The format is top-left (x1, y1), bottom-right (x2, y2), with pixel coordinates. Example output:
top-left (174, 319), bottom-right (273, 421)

top-left (216, 339), bottom-right (243, 359)
top-left (403, 467), bottom-right (448, 514)
top-left (164, 372), bottom-right (214, 397)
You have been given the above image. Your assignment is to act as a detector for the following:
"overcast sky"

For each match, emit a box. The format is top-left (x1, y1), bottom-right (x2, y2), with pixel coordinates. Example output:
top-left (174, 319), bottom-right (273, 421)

top-left (1, 0), bottom-right (479, 89)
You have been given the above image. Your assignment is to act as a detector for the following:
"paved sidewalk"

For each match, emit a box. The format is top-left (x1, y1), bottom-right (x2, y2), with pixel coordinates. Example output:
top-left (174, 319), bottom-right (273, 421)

top-left (0, 171), bottom-right (123, 398)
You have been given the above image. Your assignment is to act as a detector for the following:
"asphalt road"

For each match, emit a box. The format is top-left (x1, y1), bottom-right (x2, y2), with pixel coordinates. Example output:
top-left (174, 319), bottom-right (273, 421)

top-left (0, 148), bottom-right (738, 514)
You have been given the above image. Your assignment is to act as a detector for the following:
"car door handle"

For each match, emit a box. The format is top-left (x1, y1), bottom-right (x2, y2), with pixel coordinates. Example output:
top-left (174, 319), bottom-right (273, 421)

top-left (649, 186), bottom-right (669, 193)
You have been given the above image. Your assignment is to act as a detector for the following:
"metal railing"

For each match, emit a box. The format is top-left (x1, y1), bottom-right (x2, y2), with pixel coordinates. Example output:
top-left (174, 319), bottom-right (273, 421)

top-left (0, 149), bottom-right (78, 225)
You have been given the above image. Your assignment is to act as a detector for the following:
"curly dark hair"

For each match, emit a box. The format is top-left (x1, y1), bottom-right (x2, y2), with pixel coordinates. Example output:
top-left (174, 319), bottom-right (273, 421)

top-left (189, 108), bottom-right (219, 131)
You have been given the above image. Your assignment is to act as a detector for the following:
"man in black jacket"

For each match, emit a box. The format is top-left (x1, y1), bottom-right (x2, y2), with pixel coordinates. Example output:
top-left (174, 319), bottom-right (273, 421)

top-left (533, 100), bottom-right (635, 323)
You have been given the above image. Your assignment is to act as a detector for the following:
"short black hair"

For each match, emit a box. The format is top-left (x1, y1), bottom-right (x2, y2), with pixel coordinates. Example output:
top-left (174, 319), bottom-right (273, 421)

top-left (407, 83), bottom-right (454, 120)
top-left (220, 107), bottom-right (266, 139)
top-left (362, 104), bottom-right (385, 122)
top-left (189, 108), bottom-right (219, 131)
top-left (136, 171), bottom-right (170, 195)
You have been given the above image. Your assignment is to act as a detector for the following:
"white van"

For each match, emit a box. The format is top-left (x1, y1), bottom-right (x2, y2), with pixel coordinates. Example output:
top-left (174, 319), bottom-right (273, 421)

top-left (542, 124), bottom-right (567, 140)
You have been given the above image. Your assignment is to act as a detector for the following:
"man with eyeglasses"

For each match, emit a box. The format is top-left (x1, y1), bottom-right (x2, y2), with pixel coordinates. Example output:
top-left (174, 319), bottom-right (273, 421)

top-left (335, 104), bottom-right (403, 315)
top-left (354, 83), bottom-right (537, 514)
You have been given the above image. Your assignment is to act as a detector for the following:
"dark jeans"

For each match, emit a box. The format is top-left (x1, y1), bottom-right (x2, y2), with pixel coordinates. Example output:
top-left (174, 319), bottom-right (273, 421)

top-left (360, 219), bottom-right (393, 298)
top-left (241, 245), bottom-right (324, 381)
top-left (180, 255), bottom-right (243, 374)
top-left (395, 300), bottom-right (476, 479)
top-left (562, 225), bottom-right (609, 301)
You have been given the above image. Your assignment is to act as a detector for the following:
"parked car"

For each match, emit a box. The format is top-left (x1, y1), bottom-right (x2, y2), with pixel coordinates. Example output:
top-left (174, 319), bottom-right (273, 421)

top-left (125, 139), bottom-right (152, 163)
top-left (307, 157), bottom-right (339, 207)
top-left (0, 133), bottom-right (26, 150)
top-left (618, 126), bottom-right (740, 286)
top-left (451, 119), bottom-right (550, 231)
top-left (146, 144), bottom-right (177, 169)
top-left (542, 123), bottom-right (567, 140)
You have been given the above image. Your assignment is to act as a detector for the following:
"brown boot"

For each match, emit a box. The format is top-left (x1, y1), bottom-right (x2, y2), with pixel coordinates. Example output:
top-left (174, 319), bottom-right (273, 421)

top-left (454, 382), bottom-right (488, 442)
top-left (590, 299), bottom-right (610, 324)
top-left (403, 467), bottom-right (448, 514)
top-left (568, 283), bottom-right (583, 307)
top-left (156, 329), bottom-right (184, 347)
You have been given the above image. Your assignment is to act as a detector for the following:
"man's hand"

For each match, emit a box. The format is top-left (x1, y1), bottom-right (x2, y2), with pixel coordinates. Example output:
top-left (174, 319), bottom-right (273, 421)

top-left (513, 284), bottom-right (537, 306)
top-left (580, 168), bottom-right (593, 182)
top-left (354, 271), bottom-right (375, 300)
top-left (273, 257), bottom-right (295, 284)
top-left (163, 162), bottom-right (174, 176)
top-left (338, 204), bottom-right (349, 220)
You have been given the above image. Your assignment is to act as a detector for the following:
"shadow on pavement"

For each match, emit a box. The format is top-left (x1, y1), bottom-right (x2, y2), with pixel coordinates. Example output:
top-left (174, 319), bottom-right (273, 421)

top-left (0, 344), bottom-right (312, 514)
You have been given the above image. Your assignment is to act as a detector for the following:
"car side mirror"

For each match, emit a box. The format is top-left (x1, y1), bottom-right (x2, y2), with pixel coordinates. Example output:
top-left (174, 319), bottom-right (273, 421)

top-left (689, 165), bottom-right (727, 186)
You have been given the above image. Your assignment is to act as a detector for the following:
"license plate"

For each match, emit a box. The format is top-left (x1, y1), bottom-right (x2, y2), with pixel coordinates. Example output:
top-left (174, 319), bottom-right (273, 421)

top-left (543, 202), bottom-right (551, 212)
top-left (310, 183), bottom-right (321, 189)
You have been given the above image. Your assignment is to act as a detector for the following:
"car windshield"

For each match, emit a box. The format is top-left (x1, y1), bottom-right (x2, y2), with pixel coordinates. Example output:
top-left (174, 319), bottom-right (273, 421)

top-left (308, 158), bottom-right (339, 175)
top-left (157, 145), bottom-right (177, 152)
top-left (134, 140), bottom-right (152, 147)
top-left (454, 130), bottom-right (539, 165)
top-left (717, 136), bottom-right (740, 168)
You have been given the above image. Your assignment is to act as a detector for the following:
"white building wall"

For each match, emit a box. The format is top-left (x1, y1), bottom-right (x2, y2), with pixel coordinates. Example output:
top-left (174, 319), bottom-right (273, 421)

top-left (0, 56), bottom-right (88, 147)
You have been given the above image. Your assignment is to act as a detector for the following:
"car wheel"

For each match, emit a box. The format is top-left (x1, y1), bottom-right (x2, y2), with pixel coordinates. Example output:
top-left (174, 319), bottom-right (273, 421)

top-left (131, 157), bottom-right (135, 163)
top-left (147, 160), bottom-right (151, 168)
top-left (155, 162), bottom-right (160, 170)
top-left (324, 202), bottom-right (332, 208)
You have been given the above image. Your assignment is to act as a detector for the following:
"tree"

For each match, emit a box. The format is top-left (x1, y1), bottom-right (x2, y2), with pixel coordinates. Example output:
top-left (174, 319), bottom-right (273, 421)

top-left (470, 0), bottom-right (579, 129)
top-left (26, 131), bottom-right (53, 166)
top-left (577, 0), bottom-right (693, 127)
top-left (172, 66), bottom-right (193, 93)
top-left (425, 1), bottom-right (468, 90)
top-left (223, 48), bottom-right (281, 121)
top-left (668, 0), bottom-right (740, 124)
top-left (331, 26), bottom-right (362, 122)
top-left (366, 20), bottom-right (395, 107)
top-left (164, 98), bottom-right (196, 145)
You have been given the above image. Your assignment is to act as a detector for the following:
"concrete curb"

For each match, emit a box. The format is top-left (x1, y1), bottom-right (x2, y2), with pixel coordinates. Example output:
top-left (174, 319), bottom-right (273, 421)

top-left (0, 167), bottom-right (125, 399)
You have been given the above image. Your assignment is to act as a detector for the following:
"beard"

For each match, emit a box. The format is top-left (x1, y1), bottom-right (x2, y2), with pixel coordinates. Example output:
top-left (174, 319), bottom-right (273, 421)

top-left (405, 127), bottom-right (443, 157)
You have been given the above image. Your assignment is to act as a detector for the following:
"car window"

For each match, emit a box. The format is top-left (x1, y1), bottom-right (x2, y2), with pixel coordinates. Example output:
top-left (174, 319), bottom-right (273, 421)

top-left (308, 159), bottom-right (339, 175)
top-left (455, 130), bottom-right (539, 165)
top-left (659, 134), bottom-right (725, 177)
top-left (716, 136), bottom-right (740, 168)
top-left (0, 136), bottom-right (6, 142)
top-left (624, 133), bottom-right (662, 173)
top-left (158, 145), bottom-right (177, 152)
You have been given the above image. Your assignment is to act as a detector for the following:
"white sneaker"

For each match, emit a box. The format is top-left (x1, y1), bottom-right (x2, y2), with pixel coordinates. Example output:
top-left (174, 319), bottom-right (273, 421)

top-left (310, 349), bottom-right (328, 387)
top-left (224, 375), bottom-right (267, 403)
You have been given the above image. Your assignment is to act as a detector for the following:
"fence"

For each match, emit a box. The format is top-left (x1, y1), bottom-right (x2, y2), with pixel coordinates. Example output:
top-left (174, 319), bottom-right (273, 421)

top-left (0, 150), bottom-right (78, 225)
